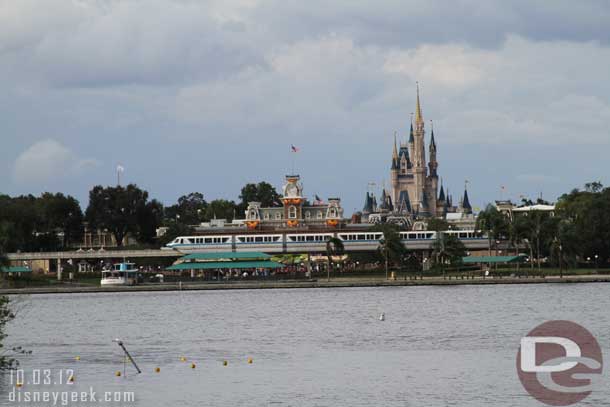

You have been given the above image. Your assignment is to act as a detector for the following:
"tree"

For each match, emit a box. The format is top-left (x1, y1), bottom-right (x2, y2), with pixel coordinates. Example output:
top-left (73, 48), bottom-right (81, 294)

top-left (85, 184), bottom-right (160, 247)
top-left (432, 233), bottom-right (467, 270)
top-left (476, 204), bottom-right (509, 256)
top-left (325, 237), bottom-right (344, 281)
top-left (556, 182), bottom-right (610, 264)
top-left (375, 224), bottom-right (408, 278)
top-left (36, 193), bottom-right (84, 247)
top-left (0, 194), bottom-right (44, 252)
top-left (427, 217), bottom-right (449, 232)
top-left (205, 199), bottom-right (238, 223)
top-left (164, 192), bottom-right (207, 225)
top-left (237, 182), bottom-right (281, 215)
top-left (137, 199), bottom-right (164, 244)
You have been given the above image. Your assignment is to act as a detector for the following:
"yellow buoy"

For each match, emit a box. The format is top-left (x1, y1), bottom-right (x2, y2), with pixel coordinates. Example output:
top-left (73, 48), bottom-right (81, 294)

top-left (190, 363), bottom-right (196, 369)
top-left (180, 356), bottom-right (187, 362)
top-left (115, 371), bottom-right (122, 377)
top-left (154, 367), bottom-right (160, 373)
top-left (75, 356), bottom-right (81, 361)
top-left (223, 360), bottom-right (228, 366)
top-left (16, 382), bottom-right (23, 388)
top-left (68, 375), bottom-right (75, 383)
top-left (247, 357), bottom-right (253, 364)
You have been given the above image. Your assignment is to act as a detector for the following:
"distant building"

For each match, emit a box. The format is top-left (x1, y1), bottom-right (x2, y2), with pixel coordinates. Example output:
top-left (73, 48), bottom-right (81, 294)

top-left (495, 200), bottom-right (556, 221)
top-left (244, 174), bottom-right (344, 229)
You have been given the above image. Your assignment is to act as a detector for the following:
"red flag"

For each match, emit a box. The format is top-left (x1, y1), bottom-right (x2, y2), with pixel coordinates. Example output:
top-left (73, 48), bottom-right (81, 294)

top-left (291, 145), bottom-right (299, 152)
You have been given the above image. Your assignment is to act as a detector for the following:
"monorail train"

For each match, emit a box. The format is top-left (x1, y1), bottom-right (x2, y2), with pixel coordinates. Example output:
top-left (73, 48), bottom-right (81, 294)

top-left (165, 229), bottom-right (484, 253)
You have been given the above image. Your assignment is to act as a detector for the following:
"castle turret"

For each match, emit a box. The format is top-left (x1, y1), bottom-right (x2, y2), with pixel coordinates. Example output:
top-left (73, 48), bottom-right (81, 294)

top-left (408, 118), bottom-right (415, 161)
top-left (461, 187), bottom-right (472, 214)
top-left (391, 132), bottom-right (399, 170)
top-left (428, 121), bottom-right (438, 177)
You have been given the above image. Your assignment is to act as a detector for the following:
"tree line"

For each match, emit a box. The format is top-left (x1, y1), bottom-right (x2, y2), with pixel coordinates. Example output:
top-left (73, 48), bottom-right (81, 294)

top-left (476, 181), bottom-right (609, 269)
top-left (0, 181), bottom-right (280, 251)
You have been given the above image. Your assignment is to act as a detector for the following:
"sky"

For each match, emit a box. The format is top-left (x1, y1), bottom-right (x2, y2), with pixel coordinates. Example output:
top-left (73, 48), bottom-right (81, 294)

top-left (1, 0), bottom-right (610, 214)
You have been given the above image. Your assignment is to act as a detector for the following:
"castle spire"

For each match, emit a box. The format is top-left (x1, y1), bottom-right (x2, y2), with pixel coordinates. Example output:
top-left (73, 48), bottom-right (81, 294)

top-left (438, 180), bottom-right (445, 201)
top-left (392, 131), bottom-right (398, 159)
top-left (462, 181), bottom-right (472, 214)
top-left (429, 120), bottom-right (436, 149)
top-left (415, 82), bottom-right (423, 125)
top-left (409, 113), bottom-right (414, 143)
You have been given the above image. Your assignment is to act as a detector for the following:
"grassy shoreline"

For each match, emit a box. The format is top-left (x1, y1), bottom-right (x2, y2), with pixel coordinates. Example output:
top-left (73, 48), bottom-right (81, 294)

top-left (2, 274), bottom-right (610, 295)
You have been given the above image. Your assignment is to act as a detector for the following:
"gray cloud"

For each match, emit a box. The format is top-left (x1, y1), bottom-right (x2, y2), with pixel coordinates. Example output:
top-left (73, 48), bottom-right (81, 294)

top-left (1, 0), bottom-right (609, 211)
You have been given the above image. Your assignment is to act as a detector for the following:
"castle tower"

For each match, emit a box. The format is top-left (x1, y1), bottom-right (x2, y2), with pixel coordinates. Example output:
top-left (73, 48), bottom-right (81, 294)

top-left (391, 132), bottom-right (399, 203)
top-left (461, 186), bottom-right (472, 215)
top-left (411, 83), bottom-right (428, 213)
top-left (428, 121), bottom-right (438, 177)
top-left (388, 83), bottom-right (453, 220)
top-left (282, 175), bottom-right (304, 227)
top-left (408, 116), bottom-right (415, 163)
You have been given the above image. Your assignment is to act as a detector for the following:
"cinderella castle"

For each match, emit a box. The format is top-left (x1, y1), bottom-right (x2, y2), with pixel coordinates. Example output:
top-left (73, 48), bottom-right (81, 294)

top-left (362, 85), bottom-right (473, 227)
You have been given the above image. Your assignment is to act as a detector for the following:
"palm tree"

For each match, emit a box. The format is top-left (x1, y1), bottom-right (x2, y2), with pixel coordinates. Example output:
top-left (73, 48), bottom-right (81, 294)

top-left (376, 225), bottom-right (406, 279)
top-left (325, 237), bottom-right (344, 282)
top-left (432, 233), bottom-right (467, 278)
top-left (476, 204), bottom-right (508, 257)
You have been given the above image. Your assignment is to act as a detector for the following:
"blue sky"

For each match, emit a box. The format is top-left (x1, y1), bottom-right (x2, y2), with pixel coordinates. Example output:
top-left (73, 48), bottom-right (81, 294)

top-left (1, 0), bottom-right (610, 214)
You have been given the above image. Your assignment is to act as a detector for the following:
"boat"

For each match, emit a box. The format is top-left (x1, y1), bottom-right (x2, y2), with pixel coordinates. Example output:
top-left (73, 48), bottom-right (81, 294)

top-left (101, 262), bottom-right (138, 286)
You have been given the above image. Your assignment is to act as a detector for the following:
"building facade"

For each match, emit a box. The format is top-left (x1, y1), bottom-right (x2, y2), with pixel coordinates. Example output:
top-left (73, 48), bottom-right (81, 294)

top-left (245, 175), bottom-right (344, 229)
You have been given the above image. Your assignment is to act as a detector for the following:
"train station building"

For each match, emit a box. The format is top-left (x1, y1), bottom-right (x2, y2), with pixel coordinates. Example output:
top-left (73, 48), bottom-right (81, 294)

top-left (244, 174), bottom-right (344, 230)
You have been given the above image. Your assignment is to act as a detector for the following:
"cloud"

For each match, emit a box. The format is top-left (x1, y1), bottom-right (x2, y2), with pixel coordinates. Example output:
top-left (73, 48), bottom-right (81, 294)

top-left (13, 139), bottom-right (100, 185)
top-left (1, 1), bottom-right (610, 210)
top-left (0, 0), bottom-right (265, 88)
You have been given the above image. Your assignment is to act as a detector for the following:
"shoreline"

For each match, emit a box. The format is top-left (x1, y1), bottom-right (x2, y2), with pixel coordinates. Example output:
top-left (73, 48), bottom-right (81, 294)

top-left (2, 274), bottom-right (610, 295)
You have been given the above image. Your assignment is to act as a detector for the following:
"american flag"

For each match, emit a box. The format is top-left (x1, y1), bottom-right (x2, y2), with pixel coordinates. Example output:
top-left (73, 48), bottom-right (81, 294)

top-left (314, 194), bottom-right (324, 205)
top-left (291, 145), bottom-right (299, 153)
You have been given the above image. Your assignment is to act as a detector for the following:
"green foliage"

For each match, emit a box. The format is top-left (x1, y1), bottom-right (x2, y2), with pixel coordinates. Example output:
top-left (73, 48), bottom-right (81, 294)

top-left (36, 193), bottom-right (84, 247)
top-left (205, 199), bottom-right (238, 222)
top-left (164, 192), bottom-right (207, 225)
top-left (326, 237), bottom-right (345, 260)
top-left (432, 233), bottom-right (467, 266)
top-left (239, 182), bottom-right (280, 208)
top-left (0, 193), bottom-right (83, 252)
top-left (556, 183), bottom-right (610, 262)
top-left (325, 237), bottom-right (345, 280)
top-left (427, 217), bottom-right (450, 232)
top-left (85, 184), bottom-right (161, 246)
top-left (476, 204), bottom-right (509, 240)
top-left (374, 224), bottom-right (408, 266)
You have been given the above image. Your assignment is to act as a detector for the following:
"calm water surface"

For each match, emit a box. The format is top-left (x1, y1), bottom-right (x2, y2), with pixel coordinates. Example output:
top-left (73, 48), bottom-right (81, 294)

top-left (2, 284), bottom-right (610, 406)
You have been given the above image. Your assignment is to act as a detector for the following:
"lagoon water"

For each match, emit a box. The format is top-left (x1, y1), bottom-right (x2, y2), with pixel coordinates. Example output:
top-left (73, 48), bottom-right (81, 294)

top-left (2, 284), bottom-right (610, 406)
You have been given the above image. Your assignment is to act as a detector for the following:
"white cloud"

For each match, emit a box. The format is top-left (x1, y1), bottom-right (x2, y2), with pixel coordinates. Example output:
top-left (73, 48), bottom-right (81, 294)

top-left (13, 139), bottom-right (100, 185)
top-left (383, 44), bottom-right (499, 88)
